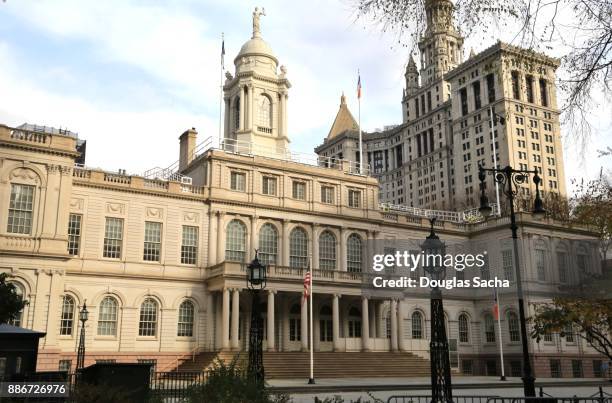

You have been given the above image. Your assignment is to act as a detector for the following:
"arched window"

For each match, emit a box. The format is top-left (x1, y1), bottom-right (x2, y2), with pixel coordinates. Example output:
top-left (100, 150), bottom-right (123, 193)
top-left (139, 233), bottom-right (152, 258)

top-left (233, 96), bottom-right (240, 130)
top-left (484, 314), bottom-right (495, 343)
top-left (412, 311), bottom-right (423, 339)
top-left (60, 295), bottom-right (75, 336)
top-left (458, 313), bottom-right (470, 343)
top-left (347, 234), bottom-right (362, 273)
top-left (139, 298), bottom-right (158, 337)
top-left (319, 306), bottom-right (332, 342)
top-left (289, 227), bottom-right (308, 268)
top-left (97, 296), bottom-right (118, 336)
top-left (258, 95), bottom-right (272, 128)
top-left (319, 231), bottom-right (336, 270)
top-left (348, 307), bottom-right (362, 338)
top-left (177, 301), bottom-right (195, 337)
top-left (289, 304), bottom-right (301, 341)
top-left (8, 283), bottom-right (25, 327)
top-left (226, 220), bottom-right (247, 262)
top-left (507, 312), bottom-right (520, 342)
top-left (259, 223), bottom-right (278, 265)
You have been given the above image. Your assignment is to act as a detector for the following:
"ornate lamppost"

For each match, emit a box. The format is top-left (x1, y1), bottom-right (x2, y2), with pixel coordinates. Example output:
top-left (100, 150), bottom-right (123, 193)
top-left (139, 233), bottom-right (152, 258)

top-left (76, 301), bottom-right (89, 373)
top-left (478, 164), bottom-right (545, 397)
top-left (422, 218), bottom-right (453, 403)
top-left (246, 250), bottom-right (267, 386)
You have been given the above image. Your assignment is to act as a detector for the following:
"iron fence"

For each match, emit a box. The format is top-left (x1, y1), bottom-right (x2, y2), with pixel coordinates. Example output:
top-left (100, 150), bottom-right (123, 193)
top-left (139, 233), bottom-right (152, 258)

top-left (387, 396), bottom-right (499, 403)
top-left (149, 371), bottom-right (205, 401)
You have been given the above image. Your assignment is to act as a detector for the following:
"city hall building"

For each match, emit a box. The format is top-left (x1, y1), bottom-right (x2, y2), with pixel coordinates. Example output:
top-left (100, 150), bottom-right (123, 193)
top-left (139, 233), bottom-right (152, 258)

top-left (0, 1), bottom-right (605, 379)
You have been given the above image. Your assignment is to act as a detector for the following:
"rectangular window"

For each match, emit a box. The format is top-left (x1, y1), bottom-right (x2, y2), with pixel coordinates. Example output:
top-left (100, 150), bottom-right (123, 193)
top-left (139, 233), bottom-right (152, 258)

top-left (321, 186), bottom-right (334, 204)
top-left (460, 88), bottom-right (468, 116)
top-left (414, 98), bottom-right (420, 118)
top-left (96, 359), bottom-right (117, 364)
top-left (472, 81), bottom-right (481, 110)
top-left (103, 217), bottom-right (123, 259)
top-left (292, 181), bottom-right (306, 200)
top-left (462, 360), bottom-right (473, 375)
top-left (143, 221), bottom-right (162, 262)
top-left (502, 250), bottom-right (514, 281)
top-left (427, 91), bottom-right (432, 111)
top-left (535, 249), bottom-right (546, 281)
top-left (526, 75), bottom-right (535, 103)
top-left (67, 214), bottom-right (82, 255)
top-left (320, 319), bottom-right (332, 342)
top-left (181, 226), bottom-right (198, 265)
top-left (510, 361), bottom-right (522, 377)
top-left (550, 359), bottom-right (561, 377)
top-left (348, 189), bottom-right (361, 208)
top-left (593, 360), bottom-right (603, 377)
top-left (7, 184), bottom-right (34, 234)
top-left (230, 171), bottom-right (246, 191)
top-left (572, 360), bottom-right (583, 378)
top-left (58, 360), bottom-right (72, 372)
top-left (511, 71), bottom-right (520, 100)
top-left (486, 73), bottom-right (495, 103)
top-left (539, 78), bottom-right (549, 106)
top-left (262, 176), bottom-right (277, 195)
top-left (486, 360), bottom-right (497, 376)
top-left (289, 318), bottom-right (301, 341)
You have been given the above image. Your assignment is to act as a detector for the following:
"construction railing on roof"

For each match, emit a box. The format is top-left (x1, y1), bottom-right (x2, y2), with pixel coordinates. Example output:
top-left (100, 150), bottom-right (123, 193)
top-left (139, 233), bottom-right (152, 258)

top-left (379, 202), bottom-right (500, 224)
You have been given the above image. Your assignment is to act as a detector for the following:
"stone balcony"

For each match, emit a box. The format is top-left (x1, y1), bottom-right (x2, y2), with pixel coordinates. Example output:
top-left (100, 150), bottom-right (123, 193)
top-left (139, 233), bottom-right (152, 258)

top-left (0, 124), bottom-right (80, 157)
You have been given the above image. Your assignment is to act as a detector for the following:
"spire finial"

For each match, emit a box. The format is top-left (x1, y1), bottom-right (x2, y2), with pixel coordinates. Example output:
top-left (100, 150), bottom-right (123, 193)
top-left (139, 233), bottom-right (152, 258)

top-left (252, 7), bottom-right (266, 39)
top-left (340, 92), bottom-right (346, 105)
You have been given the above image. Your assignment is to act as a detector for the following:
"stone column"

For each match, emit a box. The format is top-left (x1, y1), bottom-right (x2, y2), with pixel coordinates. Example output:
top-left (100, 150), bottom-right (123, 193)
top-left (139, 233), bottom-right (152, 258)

top-left (377, 301), bottom-right (385, 339)
top-left (247, 84), bottom-right (253, 130)
top-left (332, 294), bottom-right (342, 352)
top-left (239, 87), bottom-right (245, 131)
top-left (206, 292), bottom-right (214, 349)
top-left (397, 300), bottom-right (406, 351)
top-left (208, 211), bottom-right (217, 266)
top-left (339, 227), bottom-right (347, 271)
top-left (369, 300), bottom-right (376, 339)
top-left (267, 290), bottom-right (275, 351)
top-left (231, 289), bottom-right (240, 350)
top-left (390, 299), bottom-right (398, 351)
top-left (217, 212), bottom-right (225, 264)
top-left (282, 220), bottom-right (290, 266)
top-left (282, 93), bottom-right (288, 138)
top-left (301, 296), bottom-right (308, 351)
top-left (224, 97), bottom-right (230, 138)
top-left (312, 224), bottom-right (319, 269)
top-left (222, 288), bottom-right (230, 350)
top-left (361, 296), bottom-right (370, 351)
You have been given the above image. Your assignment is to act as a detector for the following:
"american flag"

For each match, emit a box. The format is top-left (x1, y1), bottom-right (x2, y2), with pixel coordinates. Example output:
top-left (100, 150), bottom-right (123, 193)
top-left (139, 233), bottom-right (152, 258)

top-left (492, 287), bottom-right (499, 320)
top-left (357, 71), bottom-right (362, 99)
top-left (221, 33), bottom-right (225, 69)
top-left (302, 270), bottom-right (311, 306)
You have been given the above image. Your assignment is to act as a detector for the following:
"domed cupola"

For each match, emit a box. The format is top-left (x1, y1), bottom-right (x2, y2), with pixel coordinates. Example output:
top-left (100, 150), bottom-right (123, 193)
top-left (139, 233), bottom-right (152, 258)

top-left (234, 7), bottom-right (278, 76)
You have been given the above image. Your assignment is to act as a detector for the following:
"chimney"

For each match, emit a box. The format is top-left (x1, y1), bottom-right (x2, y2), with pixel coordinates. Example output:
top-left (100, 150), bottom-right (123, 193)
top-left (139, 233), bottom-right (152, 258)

top-left (179, 128), bottom-right (198, 171)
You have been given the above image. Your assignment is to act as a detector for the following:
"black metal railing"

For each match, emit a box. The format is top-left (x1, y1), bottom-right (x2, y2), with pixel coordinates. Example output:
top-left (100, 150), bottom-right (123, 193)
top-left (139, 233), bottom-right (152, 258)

top-left (387, 396), bottom-right (499, 403)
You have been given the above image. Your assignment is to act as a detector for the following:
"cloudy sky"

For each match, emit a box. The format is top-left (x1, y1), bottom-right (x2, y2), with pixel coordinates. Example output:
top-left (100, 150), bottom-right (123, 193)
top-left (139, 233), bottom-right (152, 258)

top-left (0, 0), bottom-right (609, 193)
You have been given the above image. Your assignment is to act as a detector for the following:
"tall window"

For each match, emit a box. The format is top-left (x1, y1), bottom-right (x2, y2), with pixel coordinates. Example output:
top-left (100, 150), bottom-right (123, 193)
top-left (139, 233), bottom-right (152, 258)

top-left (557, 250), bottom-right (568, 283)
top-left (526, 75), bottom-right (535, 103)
top-left (511, 71), bottom-right (521, 100)
top-left (233, 97), bottom-right (240, 130)
top-left (259, 223), bottom-right (278, 265)
top-left (258, 95), bottom-right (272, 128)
top-left (346, 234), bottom-right (362, 272)
top-left (412, 311), bottom-right (423, 339)
top-left (508, 312), bottom-right (520, 342)
top-left (103, 217), bottom-right (123, 259)
top-left (139, 298), bottom-right (158, 337)
top-left (502, 250), bottom-right (514, 281)
top-left (564, 324), bottom-right (575, 342)
top-left (97, 296), bottom-right (118, 336)
top-left (289, 227), bottom-right (308, 268)
top-left (458, 313), bottom-right (470, 343)
top-left (226, 220), bottom-right (247, 262)
top-left (319, 306), bottom-right (332, 342)
top-left (486, 73), bottom-right (495, 103)
top-left (230, 171), bottom-right (246, 191)
top-left (535, 249), bottom-right (546, 281)
top-left (472, 81), bottom-right (481, 110)
top-left (289, 304), bottom-right (301, 341)
top-left (292, 181), bottom-right (306, 200)
top-left (484, 314), bottom-right (496, 342)
top-left (67, 214), bottom-right (82, 255)
top-left (347, 307), bottom-right (362, 338)
top-left (348, 189), bottom-right (361, 208)
top-left (460, 88), bottom-right (468, 116)
top-left (59, 295), bottom-right (75, 336)
top-left (319, 231), bottom-right (336, 270)
top-left (181, 226), bottom-right (198, 265)
top-left (143, 221), bottom-right (162, 262)
top-left (539, 78), bottom-right (549, 106)
top-left (321, 186), bottom-right (335, 204)
top-left (262, 176), bottom-right (277, 196)
top-left (177, 301), bottom-right (194, 337)
top-left (7, 184), bottom-right (34, 234)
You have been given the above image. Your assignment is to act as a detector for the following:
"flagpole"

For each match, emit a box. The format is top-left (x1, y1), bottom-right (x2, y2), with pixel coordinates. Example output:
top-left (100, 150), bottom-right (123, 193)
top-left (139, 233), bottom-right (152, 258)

top-left (489, 104), bottom-right (501, 216)
top-left (308, 257), bottom-right (315, 384)
top-left (495, 286), bottom-right (506, 381)
top-left (219, 32), bottom-right (225, 146)
top-left (358, 69), bottom-right (363, 175)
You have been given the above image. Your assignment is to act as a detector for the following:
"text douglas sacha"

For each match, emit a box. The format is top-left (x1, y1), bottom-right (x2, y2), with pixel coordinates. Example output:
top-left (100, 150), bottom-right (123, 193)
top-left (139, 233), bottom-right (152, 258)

top-left (372, 276), bottom-right (510, 289)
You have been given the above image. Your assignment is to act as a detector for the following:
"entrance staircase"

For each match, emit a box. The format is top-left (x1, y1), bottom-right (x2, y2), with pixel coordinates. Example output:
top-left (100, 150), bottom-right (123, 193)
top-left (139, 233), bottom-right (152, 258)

top-left (173, 351), bottom-right (430, 379)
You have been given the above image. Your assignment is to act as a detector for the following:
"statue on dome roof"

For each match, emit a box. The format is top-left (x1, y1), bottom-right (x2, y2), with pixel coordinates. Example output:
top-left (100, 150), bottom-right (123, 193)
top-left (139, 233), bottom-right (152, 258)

top-left (252, 7), bottom-right (266, 39)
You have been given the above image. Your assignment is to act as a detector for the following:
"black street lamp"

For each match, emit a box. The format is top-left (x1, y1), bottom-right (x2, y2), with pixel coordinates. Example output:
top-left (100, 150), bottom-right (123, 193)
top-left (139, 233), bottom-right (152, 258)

top-left (422, 218), bottom-right (453, 403)
top-left (478, 164), bottom-right (546, 397)
top-left (76, 301), bottom-right (89, 373)
top-left (246, 250), bottom-right (267, 386)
